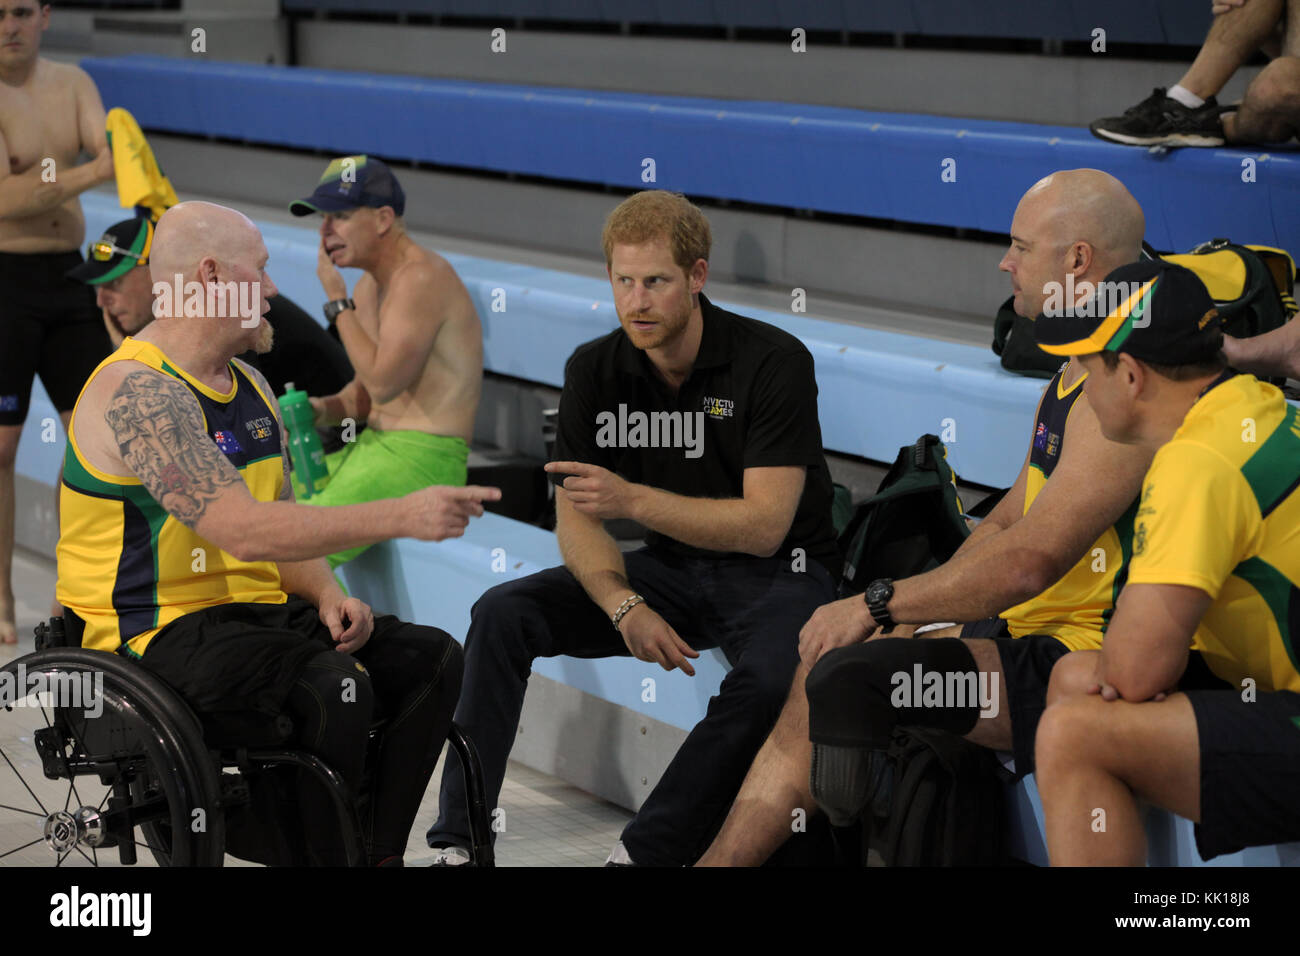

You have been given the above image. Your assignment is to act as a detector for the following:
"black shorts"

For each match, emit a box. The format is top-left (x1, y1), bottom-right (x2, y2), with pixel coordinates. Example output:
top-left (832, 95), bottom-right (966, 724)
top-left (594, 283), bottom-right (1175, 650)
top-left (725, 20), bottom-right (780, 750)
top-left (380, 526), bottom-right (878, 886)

top-left (0, 250), bottom-right (111, 425)
top-left (990, 632), bottom-right (1071, 777)
top-left (958, 617), bottom-right (1069, 774)
top-left (959, 616), bottom-right (1013, 640)
top-left (1186, 687), bottom-right (1300, 860)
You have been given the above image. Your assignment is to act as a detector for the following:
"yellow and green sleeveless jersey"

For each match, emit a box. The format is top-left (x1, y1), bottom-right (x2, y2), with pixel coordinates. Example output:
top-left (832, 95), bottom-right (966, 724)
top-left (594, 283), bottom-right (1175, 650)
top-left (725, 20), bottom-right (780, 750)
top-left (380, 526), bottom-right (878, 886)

top-left (56, 338), bottom-right (287, 657)
top-left (999, 362), bottom-right (1140, 651)
top-left (1126, 372), bottom-right (1300, 693)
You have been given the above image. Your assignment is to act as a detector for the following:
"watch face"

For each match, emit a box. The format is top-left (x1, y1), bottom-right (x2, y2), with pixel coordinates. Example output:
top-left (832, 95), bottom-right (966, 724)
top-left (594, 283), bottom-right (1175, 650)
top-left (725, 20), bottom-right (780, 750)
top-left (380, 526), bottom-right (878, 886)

top-left (866, 580), bottom-right (891, 604)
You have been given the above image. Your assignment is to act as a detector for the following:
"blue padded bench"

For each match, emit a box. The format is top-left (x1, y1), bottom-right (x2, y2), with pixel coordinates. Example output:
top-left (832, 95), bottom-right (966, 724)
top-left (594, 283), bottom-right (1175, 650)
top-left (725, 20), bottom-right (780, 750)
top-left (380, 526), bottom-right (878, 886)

top-left (82, 55), bottom-right (1300, 257)
top-left (281, 0), bottom-right (1217, 46)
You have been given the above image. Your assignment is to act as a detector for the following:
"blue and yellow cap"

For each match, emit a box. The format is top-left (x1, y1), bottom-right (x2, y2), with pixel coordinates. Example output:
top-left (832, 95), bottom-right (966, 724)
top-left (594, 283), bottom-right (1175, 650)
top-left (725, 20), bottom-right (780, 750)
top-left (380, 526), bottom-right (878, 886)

top-left (289, 154), bottom-right (406, 217)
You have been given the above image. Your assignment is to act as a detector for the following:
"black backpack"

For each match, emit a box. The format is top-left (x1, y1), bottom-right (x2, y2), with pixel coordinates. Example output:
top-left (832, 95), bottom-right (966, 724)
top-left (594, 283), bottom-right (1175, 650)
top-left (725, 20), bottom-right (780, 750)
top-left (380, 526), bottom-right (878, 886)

top-left (991, 299), bottom-right (1059, 379)
top-left (828, 438), bottom-right (1010, 867)
top-left (837, 434), bottom-right (970, 598)
top-left (856, 726), bottom-right (1008, 866)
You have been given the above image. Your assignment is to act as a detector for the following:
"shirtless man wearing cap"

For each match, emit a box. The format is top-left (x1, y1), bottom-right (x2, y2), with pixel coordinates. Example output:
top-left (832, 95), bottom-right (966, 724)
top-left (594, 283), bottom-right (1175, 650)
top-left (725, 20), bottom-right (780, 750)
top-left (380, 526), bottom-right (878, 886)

top-left (0, 0), bottom-right (116, 643)
top-left (291, 155), bottom-right (484, 567)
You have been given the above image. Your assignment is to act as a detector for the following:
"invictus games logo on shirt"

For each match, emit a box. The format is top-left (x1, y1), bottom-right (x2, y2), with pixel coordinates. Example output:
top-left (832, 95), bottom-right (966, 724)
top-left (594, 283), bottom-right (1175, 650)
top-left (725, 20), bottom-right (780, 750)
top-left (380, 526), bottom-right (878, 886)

top-left (595, 404), bottom-right (705, 460)
top-left (1133, 483), bottom-right (1155, 556)
top-left (702, 396), bottom-right (734, 419)
top-left (245, 416), bottom-right (275, 441)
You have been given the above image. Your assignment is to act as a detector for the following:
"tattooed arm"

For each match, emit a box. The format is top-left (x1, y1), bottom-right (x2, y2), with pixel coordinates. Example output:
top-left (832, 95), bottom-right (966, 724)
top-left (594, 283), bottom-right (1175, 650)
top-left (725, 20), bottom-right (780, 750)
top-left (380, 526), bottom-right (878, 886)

top-left (97, 364), bottom-right (497, 562)
top-left (106, 369), bottom-right (246, 528)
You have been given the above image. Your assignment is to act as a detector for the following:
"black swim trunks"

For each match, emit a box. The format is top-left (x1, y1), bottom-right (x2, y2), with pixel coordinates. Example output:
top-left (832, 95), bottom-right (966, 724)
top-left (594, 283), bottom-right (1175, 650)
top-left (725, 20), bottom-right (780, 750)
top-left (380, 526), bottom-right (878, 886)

top-left (0, 250), bottom-right (112, 426)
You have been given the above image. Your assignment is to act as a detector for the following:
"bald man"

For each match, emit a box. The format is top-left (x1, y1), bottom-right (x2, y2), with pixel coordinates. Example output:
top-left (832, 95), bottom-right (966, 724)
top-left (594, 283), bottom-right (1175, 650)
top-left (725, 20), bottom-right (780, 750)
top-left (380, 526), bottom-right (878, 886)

top-left (56, 201), bottom-right (500, 865)
top-left (696, 169), bottom-right (1155, 866)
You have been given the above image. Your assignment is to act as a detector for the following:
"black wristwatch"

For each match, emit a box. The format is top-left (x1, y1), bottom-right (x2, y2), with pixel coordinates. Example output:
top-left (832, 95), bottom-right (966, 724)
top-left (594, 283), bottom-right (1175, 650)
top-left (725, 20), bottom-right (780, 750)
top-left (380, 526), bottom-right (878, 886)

top-left (323, 298), bottom-right (355, 325)
top-left (864, 578), bottom-right (896, 631)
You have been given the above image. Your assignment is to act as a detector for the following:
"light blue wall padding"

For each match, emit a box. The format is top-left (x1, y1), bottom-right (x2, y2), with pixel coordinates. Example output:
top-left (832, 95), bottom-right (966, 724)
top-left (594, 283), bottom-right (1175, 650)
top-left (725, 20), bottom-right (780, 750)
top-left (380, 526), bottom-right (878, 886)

top-left (81, 55), bottom-right (1300, 257)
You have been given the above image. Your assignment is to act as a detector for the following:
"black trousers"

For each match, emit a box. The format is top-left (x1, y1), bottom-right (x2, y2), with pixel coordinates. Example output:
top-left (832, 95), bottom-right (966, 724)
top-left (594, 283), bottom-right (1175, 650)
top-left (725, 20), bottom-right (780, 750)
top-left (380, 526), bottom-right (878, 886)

top-left (139, 596), bottom-right (463, 864)
top-left (427, 547), bottom-right (836, 866)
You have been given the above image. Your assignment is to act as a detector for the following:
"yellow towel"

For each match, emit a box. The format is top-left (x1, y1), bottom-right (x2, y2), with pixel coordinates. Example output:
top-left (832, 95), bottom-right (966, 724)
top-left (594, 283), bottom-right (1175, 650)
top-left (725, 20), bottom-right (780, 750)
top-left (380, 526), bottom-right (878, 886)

top-left (105, 107), bottom-right (179, 220)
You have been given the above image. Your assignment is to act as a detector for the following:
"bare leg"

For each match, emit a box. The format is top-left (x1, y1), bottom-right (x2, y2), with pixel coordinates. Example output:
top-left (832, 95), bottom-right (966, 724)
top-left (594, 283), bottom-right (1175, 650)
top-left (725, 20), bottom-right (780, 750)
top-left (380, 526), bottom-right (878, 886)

top-left (1180, 0), bottom-right (1285, 99)
top-left (1226, 55), bottom-right (1300, 141)
top-left (1044, 649), bottom-right (1101, 707)
top-left (1035, 694), bottom-right (1200, 865)
top-left (0, 424), bottom-right (20, 644)
top-left (696, 661), bottom-right (815, 867)
top-left (960, 639), bottom-right (1012, 751)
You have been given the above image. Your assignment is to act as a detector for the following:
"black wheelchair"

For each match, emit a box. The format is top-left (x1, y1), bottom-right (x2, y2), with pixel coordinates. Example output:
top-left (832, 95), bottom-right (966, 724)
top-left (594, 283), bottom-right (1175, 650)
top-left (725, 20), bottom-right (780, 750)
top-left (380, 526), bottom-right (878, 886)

top-left (0, 613), bottom-right (494, 867)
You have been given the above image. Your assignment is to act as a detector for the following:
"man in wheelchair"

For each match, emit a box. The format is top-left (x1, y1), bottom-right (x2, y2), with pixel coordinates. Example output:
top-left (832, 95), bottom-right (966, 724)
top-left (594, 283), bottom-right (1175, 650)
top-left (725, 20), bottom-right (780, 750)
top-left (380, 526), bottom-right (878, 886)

top-left (48, 201), bottom-right (501, 865)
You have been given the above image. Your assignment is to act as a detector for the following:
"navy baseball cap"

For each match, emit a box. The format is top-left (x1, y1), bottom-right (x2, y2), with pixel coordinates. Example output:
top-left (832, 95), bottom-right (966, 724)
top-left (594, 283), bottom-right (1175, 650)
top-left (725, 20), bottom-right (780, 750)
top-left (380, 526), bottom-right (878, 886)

top-left (66, 216), bottom-right (154, 285)
top-left (289, 154), bottom-right (406, 217)
top-left (1035, 259), bottom-right (1223, 365)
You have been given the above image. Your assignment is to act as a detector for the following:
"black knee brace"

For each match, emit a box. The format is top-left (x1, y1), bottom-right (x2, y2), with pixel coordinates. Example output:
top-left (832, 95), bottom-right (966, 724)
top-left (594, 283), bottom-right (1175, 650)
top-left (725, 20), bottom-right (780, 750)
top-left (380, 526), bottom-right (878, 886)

top-left (806, 637), bottom-right (985, 827)
top-left (806, 637), bottom-right (984, 749)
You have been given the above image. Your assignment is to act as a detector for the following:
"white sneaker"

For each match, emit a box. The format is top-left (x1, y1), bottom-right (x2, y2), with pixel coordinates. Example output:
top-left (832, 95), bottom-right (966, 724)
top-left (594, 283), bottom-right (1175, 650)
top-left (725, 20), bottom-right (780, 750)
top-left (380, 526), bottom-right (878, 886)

top-left (429, 845), bottom-right (471, 866)
top-left (604, 841), bottom-right (635, 867)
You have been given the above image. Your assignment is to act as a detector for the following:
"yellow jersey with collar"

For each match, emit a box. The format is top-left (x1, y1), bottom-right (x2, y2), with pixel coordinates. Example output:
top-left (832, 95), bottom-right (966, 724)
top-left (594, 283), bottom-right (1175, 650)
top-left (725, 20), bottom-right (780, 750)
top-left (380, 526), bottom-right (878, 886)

top-left (1126, 372), bottom-right (1300, 692)
top-left (56, 338), bottom-right (287, 657)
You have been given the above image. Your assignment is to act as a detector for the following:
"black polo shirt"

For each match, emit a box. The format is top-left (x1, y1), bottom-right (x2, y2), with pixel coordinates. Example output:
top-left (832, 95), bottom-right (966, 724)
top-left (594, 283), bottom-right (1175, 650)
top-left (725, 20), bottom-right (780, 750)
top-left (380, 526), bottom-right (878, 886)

top-left (553, 292), bottom-right (841, 578)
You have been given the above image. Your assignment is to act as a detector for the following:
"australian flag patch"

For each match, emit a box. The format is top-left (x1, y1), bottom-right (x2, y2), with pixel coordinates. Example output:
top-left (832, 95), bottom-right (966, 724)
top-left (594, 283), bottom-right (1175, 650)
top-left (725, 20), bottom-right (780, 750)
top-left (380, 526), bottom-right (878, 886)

top-left (213, 429), bottom-right (244, 455)
top-left (1033, 422), bottom-right (1048, 450)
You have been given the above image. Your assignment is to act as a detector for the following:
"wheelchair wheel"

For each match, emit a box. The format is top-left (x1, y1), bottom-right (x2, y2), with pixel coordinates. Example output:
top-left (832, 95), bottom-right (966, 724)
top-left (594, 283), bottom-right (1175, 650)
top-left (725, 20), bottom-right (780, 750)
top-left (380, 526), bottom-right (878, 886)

top-left (0, 649), bottom-right (224, 866)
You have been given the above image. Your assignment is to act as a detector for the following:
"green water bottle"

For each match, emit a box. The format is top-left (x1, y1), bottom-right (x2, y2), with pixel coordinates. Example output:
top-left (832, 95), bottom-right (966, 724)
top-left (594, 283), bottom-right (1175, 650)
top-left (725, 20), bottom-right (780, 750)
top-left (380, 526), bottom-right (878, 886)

top-left (278, 382), bottom-right (329, 499)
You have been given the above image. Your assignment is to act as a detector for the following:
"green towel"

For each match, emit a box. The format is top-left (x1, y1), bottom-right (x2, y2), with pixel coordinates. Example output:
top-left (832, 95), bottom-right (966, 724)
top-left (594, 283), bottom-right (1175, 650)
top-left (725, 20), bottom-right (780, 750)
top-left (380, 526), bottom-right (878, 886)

top-left (299, 428), bottom-right (469, 568)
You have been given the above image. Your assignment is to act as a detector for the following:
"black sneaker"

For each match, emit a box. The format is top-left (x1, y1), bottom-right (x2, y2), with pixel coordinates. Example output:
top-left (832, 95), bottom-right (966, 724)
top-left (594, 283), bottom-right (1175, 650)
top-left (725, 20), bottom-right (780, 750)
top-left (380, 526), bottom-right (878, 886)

top-left (1090, 88), bottom-right (1225, 147)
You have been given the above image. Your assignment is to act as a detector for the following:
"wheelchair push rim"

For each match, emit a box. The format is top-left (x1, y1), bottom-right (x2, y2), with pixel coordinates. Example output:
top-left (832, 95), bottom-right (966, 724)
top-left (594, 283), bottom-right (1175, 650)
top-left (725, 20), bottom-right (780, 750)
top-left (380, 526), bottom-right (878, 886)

top-left (0, 650), bottom-right (224, 867)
